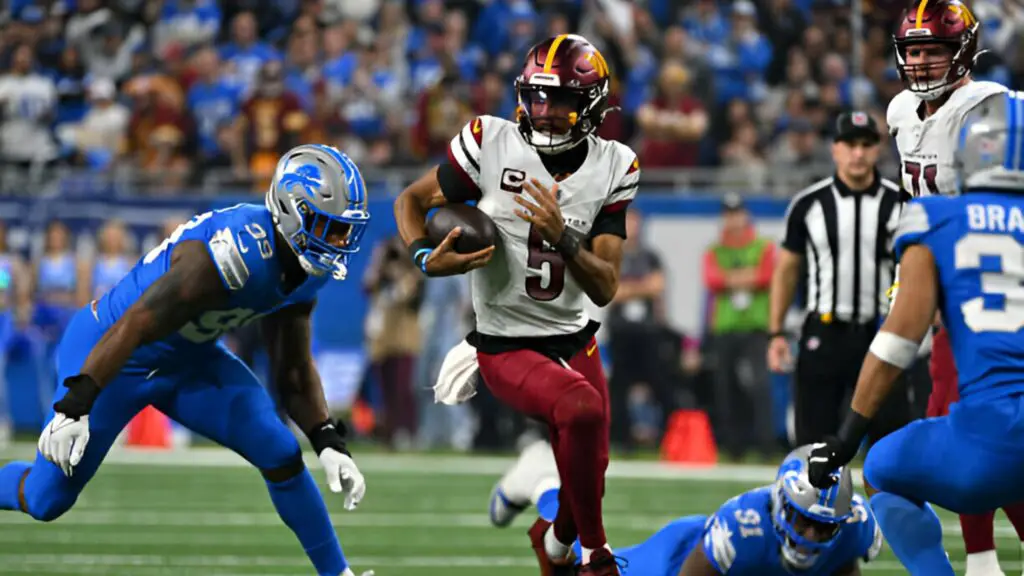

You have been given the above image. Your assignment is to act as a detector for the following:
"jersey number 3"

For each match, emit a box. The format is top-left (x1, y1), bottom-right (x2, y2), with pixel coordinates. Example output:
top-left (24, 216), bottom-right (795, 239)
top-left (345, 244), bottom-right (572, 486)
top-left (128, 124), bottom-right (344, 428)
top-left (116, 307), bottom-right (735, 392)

top-left (903, 161), bottom-right (939, 197)
top-left (526, 225), bottom-right (566, 301)
top-left (956, 233), bottom-right (1024, 333)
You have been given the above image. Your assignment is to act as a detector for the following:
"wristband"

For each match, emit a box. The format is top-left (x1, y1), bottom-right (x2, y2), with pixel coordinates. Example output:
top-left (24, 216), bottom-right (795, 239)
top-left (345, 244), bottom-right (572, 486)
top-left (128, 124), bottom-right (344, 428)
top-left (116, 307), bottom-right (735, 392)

top-left (768, 331), bottom-right (787, 339)
top-left (554, 230), bottom-right (581, 260)
top-left (53, 374), bottom-right (102, 419)
top-left (837, 410), bottom-right (870, 453)
top-left (306, 419), bottom-right (352, 457)
top-left (408, 238), bottom-right (435, 273)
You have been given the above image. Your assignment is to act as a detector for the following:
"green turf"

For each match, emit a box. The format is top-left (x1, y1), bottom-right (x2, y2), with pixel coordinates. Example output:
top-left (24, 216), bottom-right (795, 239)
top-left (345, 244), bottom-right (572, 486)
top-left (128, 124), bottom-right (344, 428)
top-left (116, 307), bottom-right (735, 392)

top-left (0, 449), bottom-right (1021, 575)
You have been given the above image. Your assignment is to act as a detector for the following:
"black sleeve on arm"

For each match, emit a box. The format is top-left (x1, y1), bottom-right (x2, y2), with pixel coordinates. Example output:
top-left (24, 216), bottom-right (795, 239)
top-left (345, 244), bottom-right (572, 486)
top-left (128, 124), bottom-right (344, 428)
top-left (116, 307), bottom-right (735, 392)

top-left (437, 160), bottom-right (482, 203)
top-left (589, 209), bottom-right (627, 240)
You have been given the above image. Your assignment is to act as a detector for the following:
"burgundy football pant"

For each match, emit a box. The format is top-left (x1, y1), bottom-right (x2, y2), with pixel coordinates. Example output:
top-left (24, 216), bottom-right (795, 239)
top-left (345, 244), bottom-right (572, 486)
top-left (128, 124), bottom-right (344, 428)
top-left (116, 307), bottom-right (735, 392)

top-left (928, 327), bottom-right (1024, 552)
top-left (477, 337), bottom-right (610, 549)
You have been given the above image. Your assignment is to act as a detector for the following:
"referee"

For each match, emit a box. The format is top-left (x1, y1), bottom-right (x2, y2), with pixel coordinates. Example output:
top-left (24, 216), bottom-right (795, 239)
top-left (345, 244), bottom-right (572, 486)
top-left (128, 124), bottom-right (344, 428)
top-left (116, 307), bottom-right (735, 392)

top-left (767, 111), bottom-right (921, 447)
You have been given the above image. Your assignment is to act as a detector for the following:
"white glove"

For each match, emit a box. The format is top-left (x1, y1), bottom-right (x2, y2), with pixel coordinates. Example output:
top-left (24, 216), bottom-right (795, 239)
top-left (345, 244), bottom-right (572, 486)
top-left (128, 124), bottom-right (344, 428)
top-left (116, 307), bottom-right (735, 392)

top-left (38, 413), bottom-right (90, 477)
top-left (341, 568), bottom-right (375, 576)
top-left (319, 448), bottom-right (366, 511)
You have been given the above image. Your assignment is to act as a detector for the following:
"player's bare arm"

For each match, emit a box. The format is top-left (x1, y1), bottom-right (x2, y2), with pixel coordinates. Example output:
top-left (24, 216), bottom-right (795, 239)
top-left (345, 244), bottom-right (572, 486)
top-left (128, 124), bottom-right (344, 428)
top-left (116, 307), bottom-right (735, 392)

top-left (80, 240), bottom-right (229, 391)
top-left (676, 545), bottom-right (720, 576)
top-left (394, 165), bottom-right (494, 276)
top-left (516, 178), bottom-right (622, 306)
top-left (808, 243), bottom-right (938, 488)
top-left (849, 244), bottom-right (937, 420)
top-left (262, 300), bottom-right (330, 434)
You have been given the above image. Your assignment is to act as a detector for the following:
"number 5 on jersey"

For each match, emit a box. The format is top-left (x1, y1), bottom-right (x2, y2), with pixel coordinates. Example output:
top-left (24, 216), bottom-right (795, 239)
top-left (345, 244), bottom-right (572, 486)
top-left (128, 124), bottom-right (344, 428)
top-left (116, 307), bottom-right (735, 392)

top-left (525, 225), bottom-right (566, 301)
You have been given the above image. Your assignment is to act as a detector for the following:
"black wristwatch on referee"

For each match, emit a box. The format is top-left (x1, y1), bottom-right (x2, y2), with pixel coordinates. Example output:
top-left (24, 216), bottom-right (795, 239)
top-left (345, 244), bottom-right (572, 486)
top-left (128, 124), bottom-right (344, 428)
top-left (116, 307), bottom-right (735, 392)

top-left (768, 331), bottom-right (787, 340)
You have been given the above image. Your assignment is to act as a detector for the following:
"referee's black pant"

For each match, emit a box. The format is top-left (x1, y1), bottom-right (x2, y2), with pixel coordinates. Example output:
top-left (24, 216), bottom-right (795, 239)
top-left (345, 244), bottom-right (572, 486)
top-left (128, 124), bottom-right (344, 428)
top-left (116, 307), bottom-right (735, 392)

top-left (793, 314), bottom-right (930, 447)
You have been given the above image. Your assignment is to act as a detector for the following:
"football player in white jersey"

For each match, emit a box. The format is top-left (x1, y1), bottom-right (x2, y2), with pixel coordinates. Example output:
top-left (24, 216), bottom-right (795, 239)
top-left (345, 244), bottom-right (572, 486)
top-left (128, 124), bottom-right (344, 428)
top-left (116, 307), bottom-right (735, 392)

top-left (394, 34), bottom-right (637, 576)
top-left (885, 2), bottom-right (1024, 575)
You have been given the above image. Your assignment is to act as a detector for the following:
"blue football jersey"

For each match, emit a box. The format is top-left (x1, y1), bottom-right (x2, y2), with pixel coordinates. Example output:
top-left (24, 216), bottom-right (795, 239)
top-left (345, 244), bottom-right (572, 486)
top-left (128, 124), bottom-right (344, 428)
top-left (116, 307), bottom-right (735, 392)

top-left (94, 203), bottom-right (327, 367)
top-left (894, 193), bottom-right (1024, 403)
top-left (701, 487), bottom-right (882, 575)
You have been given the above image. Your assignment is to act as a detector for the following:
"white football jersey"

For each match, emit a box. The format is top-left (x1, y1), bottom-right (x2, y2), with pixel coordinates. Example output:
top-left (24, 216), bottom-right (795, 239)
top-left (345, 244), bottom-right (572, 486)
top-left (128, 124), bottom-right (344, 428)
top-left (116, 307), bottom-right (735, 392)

top-left (447, 115), bottom-right (638, 338)
top-left (887, 80), bottom-right (1007, 198)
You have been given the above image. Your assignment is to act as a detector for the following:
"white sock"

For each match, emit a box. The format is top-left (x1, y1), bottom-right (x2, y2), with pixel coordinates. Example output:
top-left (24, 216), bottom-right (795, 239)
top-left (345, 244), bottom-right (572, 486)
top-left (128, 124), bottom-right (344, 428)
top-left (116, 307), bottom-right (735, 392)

top-left (530, 476), bottom-right (561, 507)
top-left (581, 544), bottom-right (612, 565)
top-left (965, 550), bottom-right (1004, 576)
top-left (544, 525), bottom-right (570, 560)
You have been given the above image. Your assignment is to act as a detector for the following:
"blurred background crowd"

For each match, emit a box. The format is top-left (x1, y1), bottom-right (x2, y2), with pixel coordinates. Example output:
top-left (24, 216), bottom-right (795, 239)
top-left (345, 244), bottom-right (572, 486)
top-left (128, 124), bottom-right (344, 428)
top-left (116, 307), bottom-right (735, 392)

top-left (0, 0), bottom-right (1021, 460)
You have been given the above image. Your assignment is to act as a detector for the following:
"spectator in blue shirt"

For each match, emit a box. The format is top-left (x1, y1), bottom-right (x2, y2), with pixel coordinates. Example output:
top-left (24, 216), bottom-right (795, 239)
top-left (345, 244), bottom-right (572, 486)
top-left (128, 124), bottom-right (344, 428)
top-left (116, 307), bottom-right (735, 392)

top-left (186, 46), bottom-right (243, 164)
top-left (706, 1), bottom-right (772, 105)
top-left (219, 11), bottom-right (281, 93)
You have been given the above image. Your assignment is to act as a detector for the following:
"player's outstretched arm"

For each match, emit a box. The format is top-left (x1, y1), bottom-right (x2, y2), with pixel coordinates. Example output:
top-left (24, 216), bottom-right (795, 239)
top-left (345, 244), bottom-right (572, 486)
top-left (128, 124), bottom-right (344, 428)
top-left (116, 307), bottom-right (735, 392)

top-left (808, 243), bottom-right (938, 487)
top-left (38, 241), bottom-right (228, 476)
top-left (677, 545), bottom-right (723, 576)
top-left (262, 301), bottom-right (366, 509)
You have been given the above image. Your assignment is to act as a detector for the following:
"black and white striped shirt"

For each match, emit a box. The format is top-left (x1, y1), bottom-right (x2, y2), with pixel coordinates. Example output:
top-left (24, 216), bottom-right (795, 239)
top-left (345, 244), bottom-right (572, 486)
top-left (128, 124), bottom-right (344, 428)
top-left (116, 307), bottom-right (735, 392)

top-left (781, 173), bottom-right (903, 325)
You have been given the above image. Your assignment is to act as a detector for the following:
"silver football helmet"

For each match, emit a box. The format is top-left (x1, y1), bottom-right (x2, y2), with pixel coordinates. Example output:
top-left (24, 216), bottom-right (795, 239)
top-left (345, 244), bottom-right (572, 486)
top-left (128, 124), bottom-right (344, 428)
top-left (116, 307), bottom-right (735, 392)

top-left (771, 445), bottom-right (854, 570)
top-left (956, 91), bottom-right (1024, 192)
top-left (266, 144), bottom-right (370, 280)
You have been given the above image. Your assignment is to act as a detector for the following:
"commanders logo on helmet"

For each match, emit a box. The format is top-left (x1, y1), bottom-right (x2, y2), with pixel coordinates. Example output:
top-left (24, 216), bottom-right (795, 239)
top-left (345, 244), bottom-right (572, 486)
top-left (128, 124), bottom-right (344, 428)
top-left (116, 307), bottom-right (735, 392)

top-left (515, 34), bottom-right (614, 154)
top-left (893, 0), bottom-right (981, 101)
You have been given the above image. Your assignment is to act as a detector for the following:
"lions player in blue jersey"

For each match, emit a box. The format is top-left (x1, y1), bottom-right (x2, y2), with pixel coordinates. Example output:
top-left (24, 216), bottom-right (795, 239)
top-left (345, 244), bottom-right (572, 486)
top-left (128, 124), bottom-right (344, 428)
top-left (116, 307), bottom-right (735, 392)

top-left (0, 144), bottom-right (374, 576)
top-left (807, 91), bottom-right (1024, 575)
top-left (490, 441), bottom-right (882, 575)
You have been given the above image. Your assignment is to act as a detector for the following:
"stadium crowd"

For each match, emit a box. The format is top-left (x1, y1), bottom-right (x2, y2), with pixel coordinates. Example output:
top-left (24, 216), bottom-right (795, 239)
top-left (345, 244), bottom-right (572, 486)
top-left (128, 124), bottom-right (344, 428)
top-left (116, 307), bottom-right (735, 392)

top-left (1, 0), bottom-right (1021, 195)
top-left (0, 0), bottom-right (1023, 457)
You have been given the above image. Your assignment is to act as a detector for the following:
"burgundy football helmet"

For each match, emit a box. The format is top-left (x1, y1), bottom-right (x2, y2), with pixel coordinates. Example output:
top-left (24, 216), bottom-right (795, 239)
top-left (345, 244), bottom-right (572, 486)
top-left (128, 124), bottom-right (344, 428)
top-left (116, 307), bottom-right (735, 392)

top-left (515, 34), bottom-right (613, 154)
top-left (893, 0), bottom-right (980, 101)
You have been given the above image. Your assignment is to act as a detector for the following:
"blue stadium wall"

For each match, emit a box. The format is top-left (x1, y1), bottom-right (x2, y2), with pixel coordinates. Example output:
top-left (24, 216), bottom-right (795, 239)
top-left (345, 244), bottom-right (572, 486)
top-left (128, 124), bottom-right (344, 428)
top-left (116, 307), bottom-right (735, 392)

top-left (0, 192), bottom-right (792, 433)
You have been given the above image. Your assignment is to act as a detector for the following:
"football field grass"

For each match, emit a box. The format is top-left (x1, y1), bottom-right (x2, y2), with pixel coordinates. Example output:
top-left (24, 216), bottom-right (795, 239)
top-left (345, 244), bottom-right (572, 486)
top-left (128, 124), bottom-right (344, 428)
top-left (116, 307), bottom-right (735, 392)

top-left (0, 445), bottom-right (1021, 575)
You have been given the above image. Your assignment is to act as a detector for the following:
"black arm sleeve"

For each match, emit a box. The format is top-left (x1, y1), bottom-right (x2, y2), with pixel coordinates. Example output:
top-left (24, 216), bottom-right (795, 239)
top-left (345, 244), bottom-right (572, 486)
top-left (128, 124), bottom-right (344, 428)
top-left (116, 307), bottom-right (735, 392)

top-left (437, 161), bottom-right (482, 203)
top-left (589, 209), bottom-right (627, 239)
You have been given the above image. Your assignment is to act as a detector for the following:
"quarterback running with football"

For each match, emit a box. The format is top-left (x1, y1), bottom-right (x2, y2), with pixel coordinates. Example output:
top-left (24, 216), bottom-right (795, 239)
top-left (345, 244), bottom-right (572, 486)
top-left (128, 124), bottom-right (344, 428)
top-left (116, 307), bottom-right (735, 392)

top-left (394, 34), bottom-right (636, 575)
top-left (885, 2), bottom-right (1024, 573)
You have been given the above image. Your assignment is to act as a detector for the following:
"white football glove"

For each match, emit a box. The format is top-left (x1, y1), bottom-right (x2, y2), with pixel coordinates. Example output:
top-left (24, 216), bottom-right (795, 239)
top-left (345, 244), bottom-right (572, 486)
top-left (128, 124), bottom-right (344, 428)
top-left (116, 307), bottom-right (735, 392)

top-left (341, 568), bottom-right (375, 576)
top-left (319, 448), bottom-right (366, 511)
top-left (38, 413), bottom-right (90, 477)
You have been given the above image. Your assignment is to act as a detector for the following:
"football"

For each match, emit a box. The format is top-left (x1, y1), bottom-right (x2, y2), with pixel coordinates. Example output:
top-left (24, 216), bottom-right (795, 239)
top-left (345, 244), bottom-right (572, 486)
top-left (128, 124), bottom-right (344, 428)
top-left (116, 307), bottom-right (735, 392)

top-left (426, 204), bottom-right (497, 254)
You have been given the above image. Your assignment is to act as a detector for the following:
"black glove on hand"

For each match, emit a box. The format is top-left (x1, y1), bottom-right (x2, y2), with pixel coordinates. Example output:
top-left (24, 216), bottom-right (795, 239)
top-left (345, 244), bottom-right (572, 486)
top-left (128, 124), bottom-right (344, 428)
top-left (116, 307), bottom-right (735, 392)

top-left (53, 375), bottom-right (102, 419)
top-left (807, 411), bottom-right (870, 489)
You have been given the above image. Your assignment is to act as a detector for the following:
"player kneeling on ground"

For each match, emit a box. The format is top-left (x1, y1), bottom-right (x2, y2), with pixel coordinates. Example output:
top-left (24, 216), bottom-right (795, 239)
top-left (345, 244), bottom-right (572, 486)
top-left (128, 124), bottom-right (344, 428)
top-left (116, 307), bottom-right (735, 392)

top-left (492, 441), bottom-right (881, 575)
top-left (808, 91), bottom-right (1024, 576)
top-left (0, 145), bottom-right (373, 576)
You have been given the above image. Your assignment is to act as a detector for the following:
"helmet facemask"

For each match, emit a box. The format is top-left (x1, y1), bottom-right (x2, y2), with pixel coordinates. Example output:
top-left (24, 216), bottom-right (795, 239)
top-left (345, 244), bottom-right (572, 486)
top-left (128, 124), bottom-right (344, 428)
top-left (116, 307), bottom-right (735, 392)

top-left (289, 199), bottom-right (368, 280)
top-left (773, 494), bottom-right (844, 570)
top-left (515, 78), bottom-right (608, 154)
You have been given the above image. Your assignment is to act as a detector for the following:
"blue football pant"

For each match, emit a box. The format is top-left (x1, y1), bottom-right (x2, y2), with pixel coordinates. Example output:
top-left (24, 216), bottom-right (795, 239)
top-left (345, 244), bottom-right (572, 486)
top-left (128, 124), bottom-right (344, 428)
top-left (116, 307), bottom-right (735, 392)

top-left (538, 487), bottom-right (702, 575)
top-left (865, 394), bottom-right (1024, 514)
top-left (10, 307), bottom-right (303, 519)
